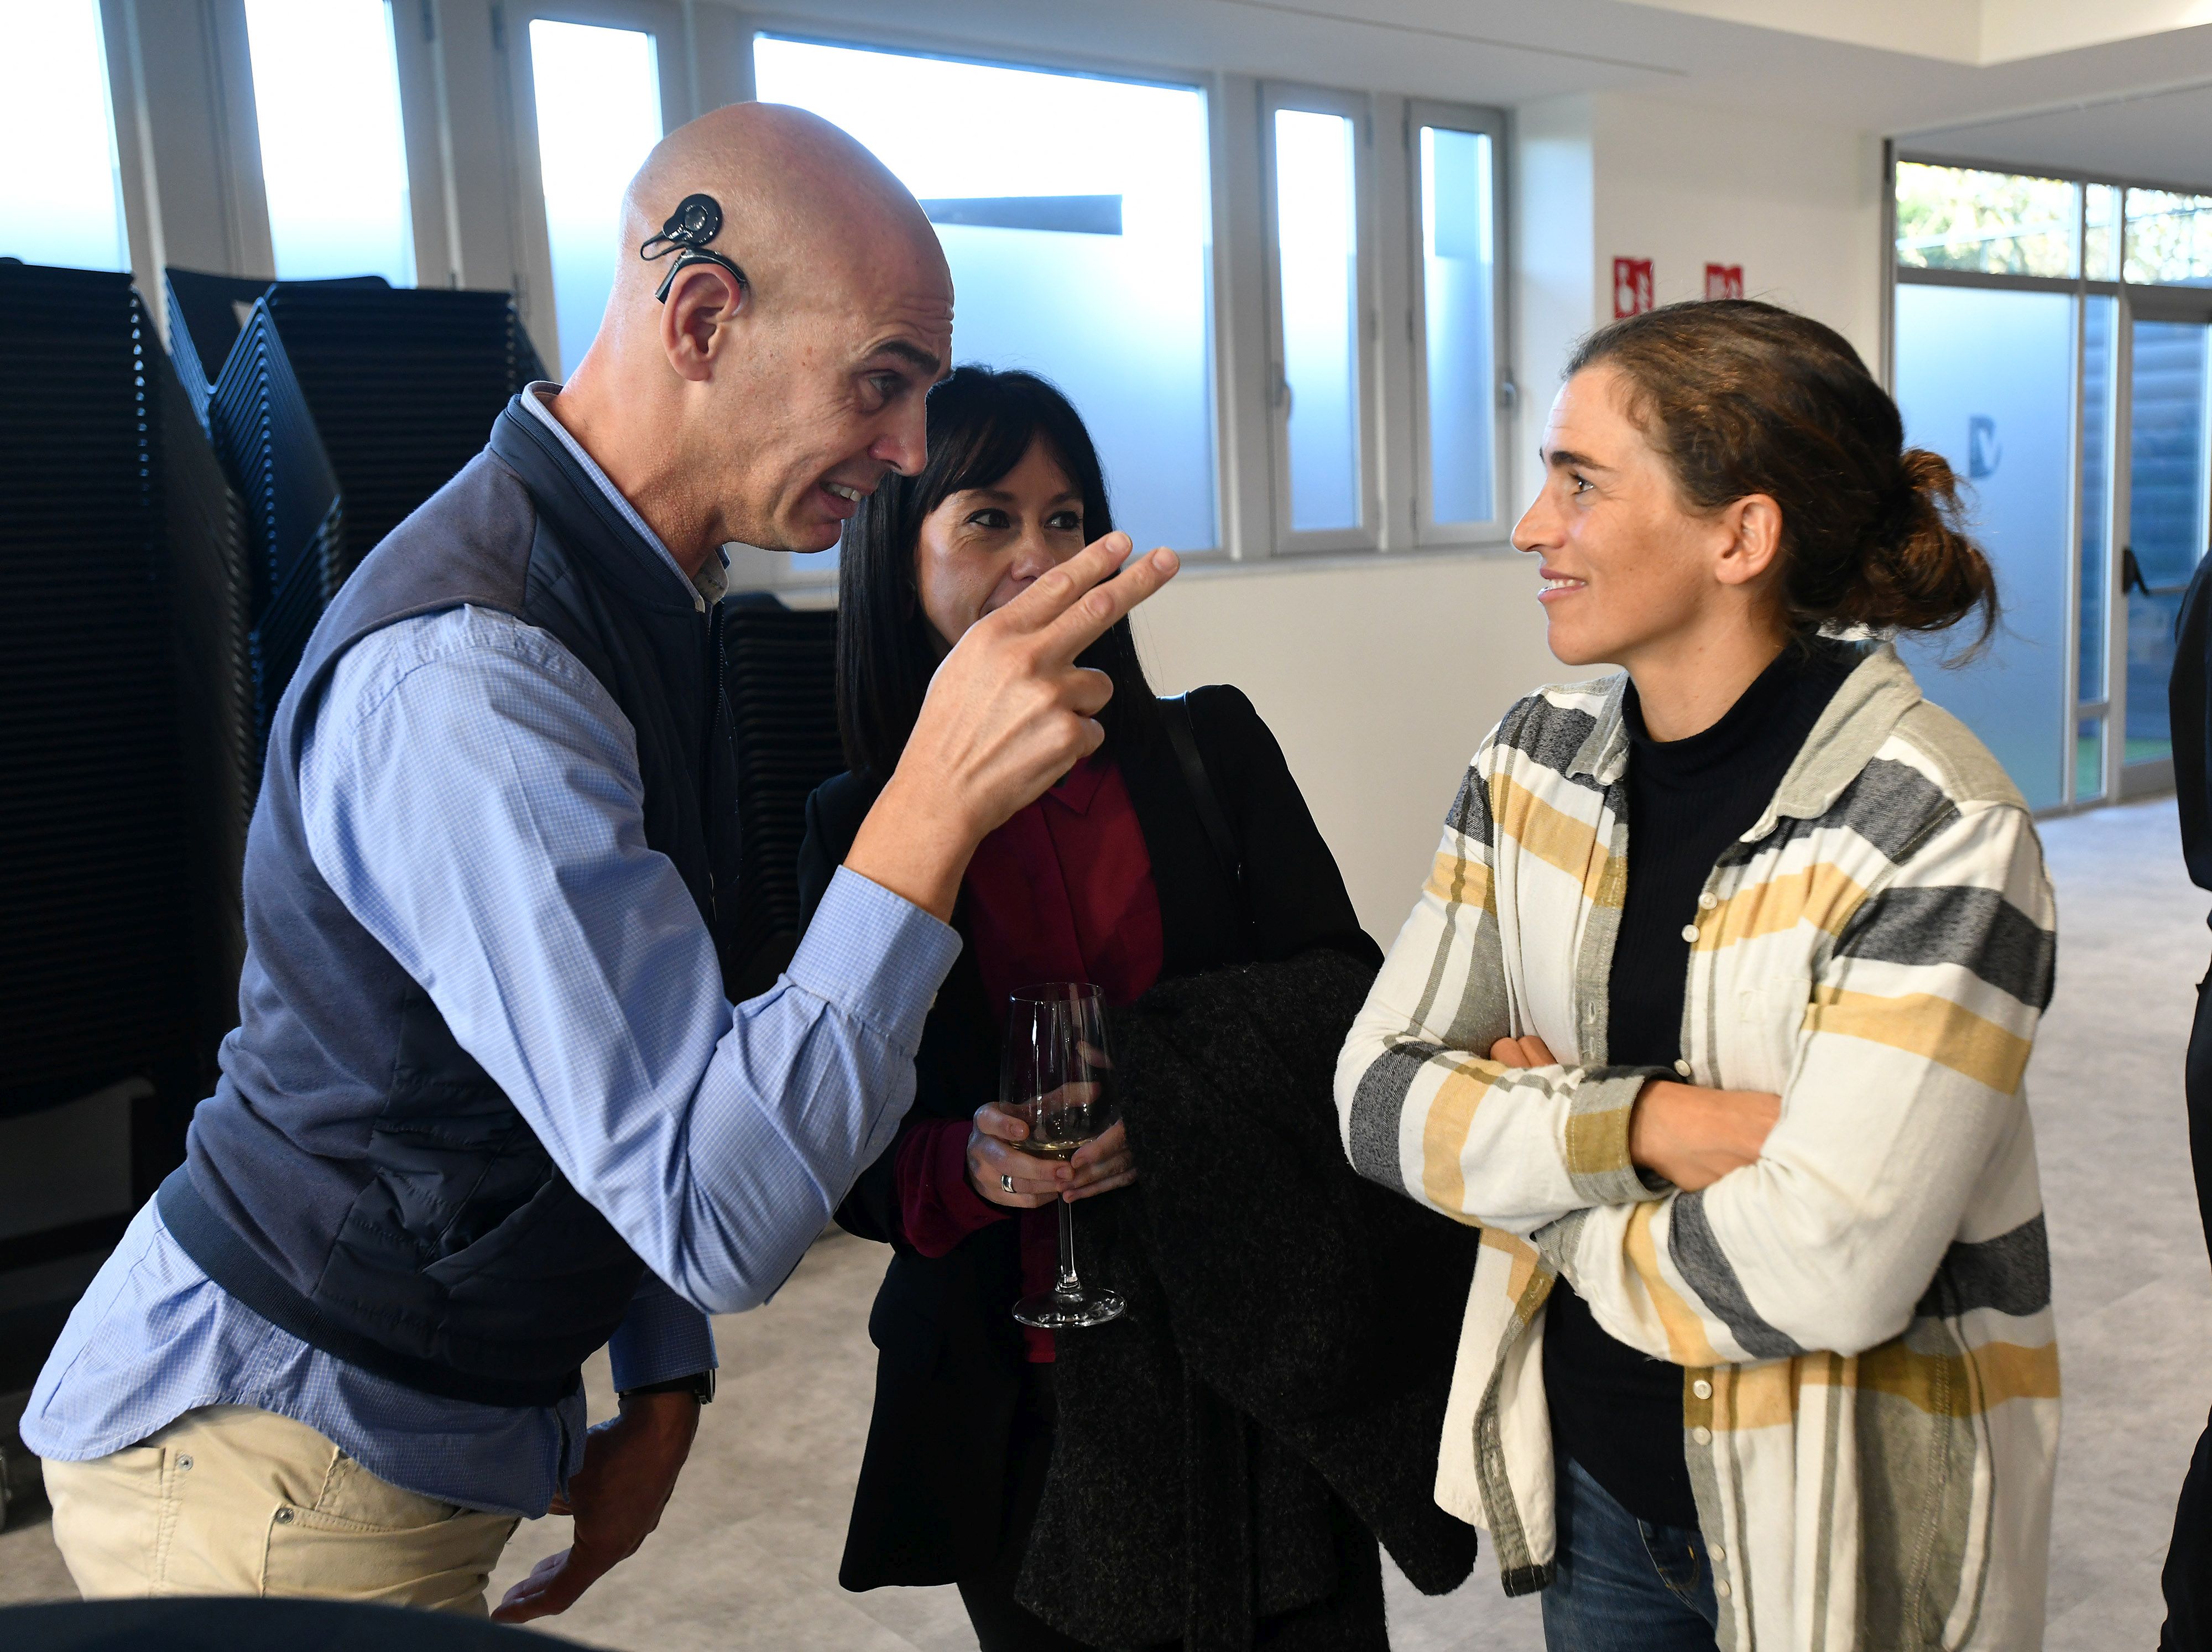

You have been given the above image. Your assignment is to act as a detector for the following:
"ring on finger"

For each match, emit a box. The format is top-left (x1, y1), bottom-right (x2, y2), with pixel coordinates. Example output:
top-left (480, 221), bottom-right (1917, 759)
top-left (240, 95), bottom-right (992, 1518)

top-left (1000, 1174), bottom-right (1015, 1194)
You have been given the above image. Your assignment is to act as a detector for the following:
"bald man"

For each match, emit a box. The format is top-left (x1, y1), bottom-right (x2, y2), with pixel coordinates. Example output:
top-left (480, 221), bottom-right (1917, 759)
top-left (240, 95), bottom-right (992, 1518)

top-left (24, 105), bottom-right (1177, 1619)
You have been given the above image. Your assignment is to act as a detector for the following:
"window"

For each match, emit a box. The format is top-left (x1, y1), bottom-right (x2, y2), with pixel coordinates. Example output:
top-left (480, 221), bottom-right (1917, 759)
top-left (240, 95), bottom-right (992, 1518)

top-left (529, 20), bottom-right (664, 376)
top-left (0, 0), bottom-right (128, 272)
top-left (752, 38), bottom-right (1217, 555)
top-left (2085, 184), bottom-right (2122, 283)
top-left (1892, 152), bottom-right (2212, 812)
top-left (1265, 87), bottom-right (1372, 550)
top-left (242, 0), bottom-right (414, 284)
top-left (2125, 190), bottom-right (2212, 288)
top-left (1893, 161), bottom-right (2077, 279)
top-left (1893, 283), bottom-right (2077, 809)
top-left (1412, 107), bottom-right (1503, 539)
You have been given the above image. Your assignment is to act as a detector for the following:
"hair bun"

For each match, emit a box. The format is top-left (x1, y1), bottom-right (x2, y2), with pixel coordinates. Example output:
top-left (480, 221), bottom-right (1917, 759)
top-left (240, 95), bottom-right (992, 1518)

top-left (1855, 447), bottom-right (1992, 647)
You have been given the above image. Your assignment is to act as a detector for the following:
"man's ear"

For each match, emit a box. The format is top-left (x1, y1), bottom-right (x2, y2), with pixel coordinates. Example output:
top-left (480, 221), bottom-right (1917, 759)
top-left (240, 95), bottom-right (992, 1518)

top-left (1714, 493), bottom-right (1783, 588)
top-left (660, 262), bottom-right (747, 382)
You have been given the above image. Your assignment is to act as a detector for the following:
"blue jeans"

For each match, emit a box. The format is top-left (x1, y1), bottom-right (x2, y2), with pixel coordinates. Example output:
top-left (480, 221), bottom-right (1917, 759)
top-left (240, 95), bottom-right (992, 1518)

top-left (1541, 1455), bottom-right (1720, 1652)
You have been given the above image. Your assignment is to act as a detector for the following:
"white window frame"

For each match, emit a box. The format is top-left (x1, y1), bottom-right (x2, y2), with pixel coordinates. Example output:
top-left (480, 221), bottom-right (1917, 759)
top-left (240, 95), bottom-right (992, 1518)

top-left (739, 24), bottom-right (1229, 579)
top-left (1260, 81), bottom-right (1380, 556)
top-left (1405, 97), bottom-right (1510, 550)
top-left (498, 0), bottom-right (696, 372)
top-left (87, 4), bottom-right (1515, 572)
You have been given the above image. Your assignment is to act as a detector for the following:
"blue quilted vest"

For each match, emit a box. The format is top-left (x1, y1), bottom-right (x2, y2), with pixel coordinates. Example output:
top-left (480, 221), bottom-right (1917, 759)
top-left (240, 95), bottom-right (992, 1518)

top-left (159, 397), bottom-right (738, 1406)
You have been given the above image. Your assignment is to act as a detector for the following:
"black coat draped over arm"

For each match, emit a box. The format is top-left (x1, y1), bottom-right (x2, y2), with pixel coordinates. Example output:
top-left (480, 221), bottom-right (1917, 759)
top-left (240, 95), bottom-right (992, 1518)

top-left (795, 685), bottom-right (1379, 1592)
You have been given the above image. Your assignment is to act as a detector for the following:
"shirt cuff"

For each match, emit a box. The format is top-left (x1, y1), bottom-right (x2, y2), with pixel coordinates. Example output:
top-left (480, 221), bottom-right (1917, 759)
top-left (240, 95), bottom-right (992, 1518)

top-left (607, 1271), bottom-right (718, 1393)
top-left (1562, 1067), bottom-right (1675, 1207)
top-left (785, 866), bottom-right (963, 1053)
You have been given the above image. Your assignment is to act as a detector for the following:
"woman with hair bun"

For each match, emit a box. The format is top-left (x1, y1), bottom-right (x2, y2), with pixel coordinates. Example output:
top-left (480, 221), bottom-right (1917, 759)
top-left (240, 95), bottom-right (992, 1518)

top-left (1338, 299), bottom-right (2059, 1650)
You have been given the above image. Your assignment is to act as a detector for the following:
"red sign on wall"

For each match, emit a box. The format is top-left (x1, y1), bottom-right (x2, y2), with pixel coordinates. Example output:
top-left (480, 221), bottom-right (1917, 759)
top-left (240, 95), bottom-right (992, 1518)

top-left (1704, 263), bottom-right (1745, 300)
top-left (1613, 257), bottom-right (1655, 318)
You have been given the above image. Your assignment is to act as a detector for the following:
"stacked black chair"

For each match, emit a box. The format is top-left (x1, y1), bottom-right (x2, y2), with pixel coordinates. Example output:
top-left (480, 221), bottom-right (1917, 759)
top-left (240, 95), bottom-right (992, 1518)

top-left (265, 284), bottom-right (535, 596)
top-left (166, 269), bottom-right (401, 429)
top-left (165, 267), bottom-right (278, 425)
top-left (204, 294), bottom-right (343, 759)
top-left (152, 343), bottom-right (254, 1068)
top-left (193, 279), bottom-right (539, 764)
top-left (0, 264), bottom-right (194, 1120)
top-left (720, 600), bottom-right (847, 1000)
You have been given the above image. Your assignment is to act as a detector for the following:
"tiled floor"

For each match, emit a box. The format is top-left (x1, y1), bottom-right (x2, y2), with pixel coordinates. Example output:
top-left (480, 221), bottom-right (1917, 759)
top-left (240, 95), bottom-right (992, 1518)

top-left (3, 797), bottom-right (2206, 1649)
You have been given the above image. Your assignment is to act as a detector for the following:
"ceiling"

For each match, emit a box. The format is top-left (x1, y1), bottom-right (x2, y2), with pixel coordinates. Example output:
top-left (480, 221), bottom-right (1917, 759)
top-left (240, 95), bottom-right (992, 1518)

top-left (752, 0), bottom-right (2212, 182)
top-left (1902, 79), bottom-right (2212, 190)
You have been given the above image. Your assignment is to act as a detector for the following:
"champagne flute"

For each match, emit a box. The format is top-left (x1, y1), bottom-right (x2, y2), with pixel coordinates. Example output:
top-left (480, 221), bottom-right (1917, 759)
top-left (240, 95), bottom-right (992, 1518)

top-left (1003, 982), bottom-right (1126, 1329)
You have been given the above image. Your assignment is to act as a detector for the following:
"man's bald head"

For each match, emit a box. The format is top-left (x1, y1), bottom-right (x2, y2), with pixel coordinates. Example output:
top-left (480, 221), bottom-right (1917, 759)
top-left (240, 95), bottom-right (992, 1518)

top-left (551, 102), bottom-right (956, 564)
top-left (609, 102), bottom-right (946, 337)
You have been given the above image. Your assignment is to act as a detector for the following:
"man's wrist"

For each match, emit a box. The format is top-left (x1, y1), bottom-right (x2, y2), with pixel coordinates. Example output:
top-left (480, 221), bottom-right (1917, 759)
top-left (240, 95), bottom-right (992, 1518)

top-left (617, 1370), bottom-right (714, 1405)
top-left (846, 769), bottom-right (983, 922)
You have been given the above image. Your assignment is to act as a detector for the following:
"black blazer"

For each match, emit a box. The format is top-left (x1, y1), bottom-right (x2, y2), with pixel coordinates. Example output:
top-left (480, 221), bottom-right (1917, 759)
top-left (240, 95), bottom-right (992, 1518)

top-left (795, 685), bottom-right (1379, 1591)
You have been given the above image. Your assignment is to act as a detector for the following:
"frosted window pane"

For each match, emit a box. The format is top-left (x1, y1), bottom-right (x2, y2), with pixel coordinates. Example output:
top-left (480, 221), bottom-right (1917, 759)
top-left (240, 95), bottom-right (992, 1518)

top-left (2126, 190), bottom-right (2212, 287)
top-left (1893, 283), bottom-right (2075, 809)
top-left (2079, 296), bottom-right (2114, 705)
top-left (531, 21), bottom-right (661, 377)
top-left (0, 0), bottom-right (128, 271)
top-left (2077, 717), bottom-right (2104, 801)
top-left (1275, 109), bottom-right (1359, 533)
top-left (244, 0), bottom-right (413, 284)
top-left (2124, 318), bottom-right (2211, 764)
top-left (1894, 161), bottom-right (2075, 279)
top-left (752, 38), bottom-right (1215, 555)
top-left (1420, 126), bottom-right (1494, 527)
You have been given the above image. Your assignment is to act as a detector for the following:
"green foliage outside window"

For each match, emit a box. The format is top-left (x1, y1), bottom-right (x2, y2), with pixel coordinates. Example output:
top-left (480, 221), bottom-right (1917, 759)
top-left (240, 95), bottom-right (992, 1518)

top-left (1895, 161), bottom-right (2076, 278)
top-left (2124, 190), bottom-right (2212, 286)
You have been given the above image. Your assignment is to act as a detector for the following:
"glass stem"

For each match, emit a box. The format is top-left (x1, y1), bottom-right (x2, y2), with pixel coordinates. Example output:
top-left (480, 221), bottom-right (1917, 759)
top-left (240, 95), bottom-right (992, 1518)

top-left (1056, 1196), bottom-right (1081, 1295)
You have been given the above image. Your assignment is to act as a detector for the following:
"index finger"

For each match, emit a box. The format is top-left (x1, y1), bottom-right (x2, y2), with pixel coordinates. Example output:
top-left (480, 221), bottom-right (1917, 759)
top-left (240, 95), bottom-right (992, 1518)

top-left (1041, 542), bottom-right (1180, 663)
top-left (993, 533), bottom-right (1180, 658)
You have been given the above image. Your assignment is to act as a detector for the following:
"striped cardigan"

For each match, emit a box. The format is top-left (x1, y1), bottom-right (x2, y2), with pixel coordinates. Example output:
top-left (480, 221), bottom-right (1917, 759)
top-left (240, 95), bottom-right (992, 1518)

top-left (1335, 643), bottom-right (2059, 1650)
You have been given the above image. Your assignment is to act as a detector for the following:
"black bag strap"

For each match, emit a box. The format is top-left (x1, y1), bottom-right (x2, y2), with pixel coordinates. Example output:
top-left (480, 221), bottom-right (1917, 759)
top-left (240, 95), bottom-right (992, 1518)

top-left (1162, 692), bottom-right (1247, 912)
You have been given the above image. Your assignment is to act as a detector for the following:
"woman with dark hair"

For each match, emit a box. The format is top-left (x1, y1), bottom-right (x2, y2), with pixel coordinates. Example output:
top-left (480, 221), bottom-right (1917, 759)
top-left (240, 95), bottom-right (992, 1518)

top-left (1338, 300), bottom-right (2060, 1650)
top-left (799, 366), bottom-right (1383, 1650)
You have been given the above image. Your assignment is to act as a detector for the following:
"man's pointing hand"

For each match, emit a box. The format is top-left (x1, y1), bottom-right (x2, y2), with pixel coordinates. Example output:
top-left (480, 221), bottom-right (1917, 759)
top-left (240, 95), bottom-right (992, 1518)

top-left (846, 534), bottom-right (1180, 919)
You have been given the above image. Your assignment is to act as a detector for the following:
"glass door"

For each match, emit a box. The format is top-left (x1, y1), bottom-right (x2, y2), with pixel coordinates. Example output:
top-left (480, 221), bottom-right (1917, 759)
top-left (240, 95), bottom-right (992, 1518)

top-left (1893, 282), bottom-right (2079, 810)
top-left (2121, 296), bottom-right (2212, 792)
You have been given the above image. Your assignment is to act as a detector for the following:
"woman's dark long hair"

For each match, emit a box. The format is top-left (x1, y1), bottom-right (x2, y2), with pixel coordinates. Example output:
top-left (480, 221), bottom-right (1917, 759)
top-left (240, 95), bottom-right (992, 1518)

top-left (836, 366), bottom-right (1160, 779)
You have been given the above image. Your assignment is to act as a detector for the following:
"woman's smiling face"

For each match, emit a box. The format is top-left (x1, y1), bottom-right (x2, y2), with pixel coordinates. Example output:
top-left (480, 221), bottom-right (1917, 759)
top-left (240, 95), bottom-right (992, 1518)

top-left (1511, 363), bottom-right (1745, 671)
top-left (912, 436), bottom-right (1088, 657)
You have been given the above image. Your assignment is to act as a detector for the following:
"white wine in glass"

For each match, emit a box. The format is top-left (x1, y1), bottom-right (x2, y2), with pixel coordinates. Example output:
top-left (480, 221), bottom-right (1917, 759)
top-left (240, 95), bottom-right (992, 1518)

top-left (1003, 982), bottom-right (1125, 1329)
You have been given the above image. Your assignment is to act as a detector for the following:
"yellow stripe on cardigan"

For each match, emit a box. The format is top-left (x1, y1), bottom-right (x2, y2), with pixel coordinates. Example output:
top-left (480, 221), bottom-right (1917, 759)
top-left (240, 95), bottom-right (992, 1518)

top-left (1855, 1336), bottom-right (2061, 1415)
top-left (1694, 862), bottom-right (1869, 952)
top-left (1490, 773), bottom-right (1624, 908)
top-left (1624, 1202), bottom-right (1721, 1367)
top-left (1482, 1226), bottom-right (1543, 1304)
top-left (1563, 1099), bottom-right (1638, 1181)
top-left (1804, 986), bottom-right (2036, 1095)
top-left (1419, 1056), bottom-right (1504, 1221)
top-left (1697, 1337), bottom-right (2060, 1431)
top-left (1423, 851), bottom-right (1494, 915)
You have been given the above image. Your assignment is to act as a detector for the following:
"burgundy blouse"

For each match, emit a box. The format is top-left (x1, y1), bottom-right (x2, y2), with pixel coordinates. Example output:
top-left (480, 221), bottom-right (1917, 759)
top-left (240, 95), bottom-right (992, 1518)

top-left (890, 755), bottom-right (1164, 1361)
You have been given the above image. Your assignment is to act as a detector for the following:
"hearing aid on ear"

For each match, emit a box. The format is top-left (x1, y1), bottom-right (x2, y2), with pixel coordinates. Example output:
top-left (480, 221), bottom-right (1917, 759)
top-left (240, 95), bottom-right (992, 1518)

top-left (640, 192), bottom-right (749, 304)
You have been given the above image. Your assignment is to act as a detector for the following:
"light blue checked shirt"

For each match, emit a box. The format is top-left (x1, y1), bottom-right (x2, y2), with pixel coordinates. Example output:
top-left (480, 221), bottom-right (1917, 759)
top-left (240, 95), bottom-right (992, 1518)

top-left (23, 393), bottom-right (961, 1516)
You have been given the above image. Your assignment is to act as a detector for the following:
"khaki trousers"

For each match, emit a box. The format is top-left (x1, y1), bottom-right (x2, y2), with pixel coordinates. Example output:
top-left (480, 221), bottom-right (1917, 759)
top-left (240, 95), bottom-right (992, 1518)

top-left (43, 1405), bottom-right (520, 1614)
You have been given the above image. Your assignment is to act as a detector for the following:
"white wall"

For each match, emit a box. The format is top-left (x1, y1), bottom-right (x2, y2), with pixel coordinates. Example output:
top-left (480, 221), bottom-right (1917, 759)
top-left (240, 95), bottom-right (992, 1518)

top-left (1132, 552), bottom-right (1564, 940)
top-left (1589, 92), bottom-right (1885, 358)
